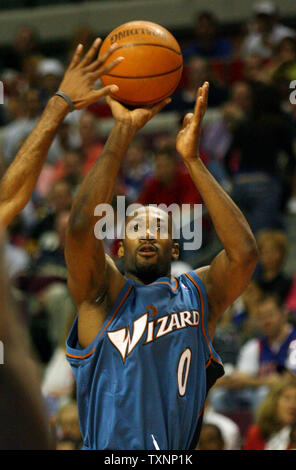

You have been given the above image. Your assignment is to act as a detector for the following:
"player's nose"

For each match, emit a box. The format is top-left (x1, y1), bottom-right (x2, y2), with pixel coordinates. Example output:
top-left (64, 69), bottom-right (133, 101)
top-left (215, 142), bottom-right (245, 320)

top-left (140, 230), bottom-right (156, 240)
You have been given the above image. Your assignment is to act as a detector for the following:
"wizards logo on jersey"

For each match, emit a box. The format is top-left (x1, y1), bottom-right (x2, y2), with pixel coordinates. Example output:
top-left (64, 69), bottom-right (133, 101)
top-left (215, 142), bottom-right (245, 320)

top-left (107, 309), bottom-right (200, 363)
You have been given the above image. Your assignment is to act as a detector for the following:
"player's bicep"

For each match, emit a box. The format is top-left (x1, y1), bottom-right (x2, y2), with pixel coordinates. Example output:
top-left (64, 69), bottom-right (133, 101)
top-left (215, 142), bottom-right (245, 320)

top-left (65, 227), bottom-right (107, 306)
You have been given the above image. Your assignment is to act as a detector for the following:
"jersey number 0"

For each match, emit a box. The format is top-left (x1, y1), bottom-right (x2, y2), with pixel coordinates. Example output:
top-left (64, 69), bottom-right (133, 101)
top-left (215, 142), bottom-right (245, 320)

top-left (177, 348), bottom-right (192, 396)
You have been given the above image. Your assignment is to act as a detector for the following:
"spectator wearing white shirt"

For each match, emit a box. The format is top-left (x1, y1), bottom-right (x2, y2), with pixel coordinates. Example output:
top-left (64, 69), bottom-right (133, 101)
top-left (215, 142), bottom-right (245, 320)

top-left (210, 293), bottom-right (296, 413)
top-left (203, 400), bottom-right (242, 449)
top-left (241, 1), bottom-right (295, 59)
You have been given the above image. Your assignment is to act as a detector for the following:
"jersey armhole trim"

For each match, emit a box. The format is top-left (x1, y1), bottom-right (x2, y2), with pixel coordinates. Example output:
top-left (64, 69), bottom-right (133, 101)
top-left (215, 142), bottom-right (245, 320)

top-left (185, 272), bottom-right (222, 368)
top-left (65, 283), bottom-right (133, 360)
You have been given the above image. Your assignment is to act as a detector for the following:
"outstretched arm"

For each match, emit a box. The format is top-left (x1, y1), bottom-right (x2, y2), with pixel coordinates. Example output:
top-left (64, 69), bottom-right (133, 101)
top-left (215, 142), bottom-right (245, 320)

top-left (176, 82), bottom-right (258, 340)
top-left (0, 229), bottom-right (52, 449)
top-left (65, 96), bottom-right (171, 348)
top-left (0, 38), bottom-right (123, 228)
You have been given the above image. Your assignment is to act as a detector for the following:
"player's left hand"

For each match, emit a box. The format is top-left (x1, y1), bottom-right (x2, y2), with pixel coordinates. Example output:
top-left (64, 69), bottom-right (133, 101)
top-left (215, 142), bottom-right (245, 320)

top-left (106, 96), bottom-right (171, 132)
top-left (58, 38), bottom-right (124, 110)
top-left (176, 81), bottom-right (209, 162)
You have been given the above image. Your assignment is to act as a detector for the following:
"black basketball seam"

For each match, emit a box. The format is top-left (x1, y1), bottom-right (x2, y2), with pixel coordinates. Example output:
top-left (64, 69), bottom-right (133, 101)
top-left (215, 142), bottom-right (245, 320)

top-left (113, 82), bottom-right (179, 106)
top-left (104, 63), bottom-right (183, 80)
top-left (102, 42), bottom-right (182, 56)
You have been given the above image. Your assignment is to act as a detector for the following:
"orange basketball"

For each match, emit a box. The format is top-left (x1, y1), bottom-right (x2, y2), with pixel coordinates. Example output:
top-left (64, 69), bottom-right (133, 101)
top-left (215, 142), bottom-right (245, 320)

top-left (98, 20), bottom-right (183, 106)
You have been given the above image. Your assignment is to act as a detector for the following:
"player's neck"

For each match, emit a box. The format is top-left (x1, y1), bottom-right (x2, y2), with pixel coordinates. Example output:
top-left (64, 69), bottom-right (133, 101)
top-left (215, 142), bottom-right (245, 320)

top-left (125, 270), bottom-right (171, 285)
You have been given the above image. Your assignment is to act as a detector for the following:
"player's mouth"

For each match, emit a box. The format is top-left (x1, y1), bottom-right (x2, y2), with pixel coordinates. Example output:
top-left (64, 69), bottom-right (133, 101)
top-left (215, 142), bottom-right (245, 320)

top-left (137, 243), bottom-right (158, 258)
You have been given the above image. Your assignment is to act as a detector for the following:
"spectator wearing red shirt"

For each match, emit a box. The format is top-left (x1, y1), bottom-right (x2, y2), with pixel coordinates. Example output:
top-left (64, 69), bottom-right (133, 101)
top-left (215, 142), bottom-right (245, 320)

top-left (78, 110), bottom-right (104, 175)
top-left (137, 147), bottom-right (202, 207)
top-left (137, 147), bottom-right (207, 266)
top-left (244, 377), bottom-right (296, 450)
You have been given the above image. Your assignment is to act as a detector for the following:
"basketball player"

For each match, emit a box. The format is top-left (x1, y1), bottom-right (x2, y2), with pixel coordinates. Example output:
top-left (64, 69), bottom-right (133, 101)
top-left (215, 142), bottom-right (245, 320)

top-left (0, 38), bottom-right (122, 228)
top-left (65, 82), bottom-right (258, 450)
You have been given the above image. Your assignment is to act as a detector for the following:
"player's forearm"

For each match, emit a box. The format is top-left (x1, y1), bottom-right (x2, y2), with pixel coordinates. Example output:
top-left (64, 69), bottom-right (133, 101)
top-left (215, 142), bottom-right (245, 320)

top-left (0, 96), bottom-right (69, 226)
top-left (0, 231), bottom-right (52, 449)
top-left (69, 121), bottom-right (135, 231)
top-left (184, 157), bottom-right (258, 263)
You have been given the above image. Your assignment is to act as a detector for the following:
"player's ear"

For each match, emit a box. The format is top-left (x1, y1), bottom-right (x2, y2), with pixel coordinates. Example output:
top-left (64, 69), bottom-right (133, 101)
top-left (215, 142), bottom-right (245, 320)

top-left (172, 242), bottom-right (179, 261)
top-left (118, 241), bottom-right (124, 259)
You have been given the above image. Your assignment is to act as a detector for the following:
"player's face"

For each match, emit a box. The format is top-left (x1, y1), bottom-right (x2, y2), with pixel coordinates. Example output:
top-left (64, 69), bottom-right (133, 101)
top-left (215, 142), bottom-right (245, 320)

top-left (119, 207), bottom-right (179, 284)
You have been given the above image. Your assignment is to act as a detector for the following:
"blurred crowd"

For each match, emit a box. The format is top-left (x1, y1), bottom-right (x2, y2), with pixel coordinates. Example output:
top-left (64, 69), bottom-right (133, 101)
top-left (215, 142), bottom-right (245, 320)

top-left (1, 0), bottom-right (296, 450)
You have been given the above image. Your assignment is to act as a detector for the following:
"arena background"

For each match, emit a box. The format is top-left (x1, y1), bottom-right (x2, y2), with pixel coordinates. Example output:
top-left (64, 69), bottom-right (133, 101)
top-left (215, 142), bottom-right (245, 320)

top-left (0, 0), bottom-right (296, 451)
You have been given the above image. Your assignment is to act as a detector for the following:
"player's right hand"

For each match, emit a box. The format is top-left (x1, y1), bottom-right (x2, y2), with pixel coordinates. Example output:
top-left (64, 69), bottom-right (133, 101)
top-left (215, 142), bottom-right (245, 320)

top-left (58, 38), bottom-right (124, 110)
top-left (105, 96), bottom-right (171, 132)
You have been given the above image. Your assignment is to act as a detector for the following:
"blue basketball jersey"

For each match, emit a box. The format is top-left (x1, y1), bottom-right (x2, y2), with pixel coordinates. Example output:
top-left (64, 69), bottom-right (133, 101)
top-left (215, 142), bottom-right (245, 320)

top-left (66, 270), bottom-right (224, 450)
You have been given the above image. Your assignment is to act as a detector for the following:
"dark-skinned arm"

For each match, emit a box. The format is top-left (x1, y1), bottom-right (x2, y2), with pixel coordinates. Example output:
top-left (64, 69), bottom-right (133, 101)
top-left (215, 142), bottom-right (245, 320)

top-left (176, 82), bottom-right (258, 340)
top-left (0, 229), bottom-right (52, 449)
top-left (0, 38), bottom-right (123, 228)
top-left (65, 96), bottom-right (171, 348)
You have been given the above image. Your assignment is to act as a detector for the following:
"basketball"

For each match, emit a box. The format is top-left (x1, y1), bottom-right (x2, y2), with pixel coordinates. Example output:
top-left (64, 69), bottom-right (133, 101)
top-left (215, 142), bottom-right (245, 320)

top-left (98, 20), bottom-right (183, 106)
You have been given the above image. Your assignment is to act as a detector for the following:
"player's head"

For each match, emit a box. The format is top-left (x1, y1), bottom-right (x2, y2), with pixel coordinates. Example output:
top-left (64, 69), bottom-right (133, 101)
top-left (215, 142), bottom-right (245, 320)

top-left (118, 205), bottom-right (179, 284)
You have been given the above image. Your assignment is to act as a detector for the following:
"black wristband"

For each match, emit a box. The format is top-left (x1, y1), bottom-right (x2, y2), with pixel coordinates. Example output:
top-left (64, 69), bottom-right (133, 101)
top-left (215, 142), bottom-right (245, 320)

top-left (55, 91), bottom-right (75, 112)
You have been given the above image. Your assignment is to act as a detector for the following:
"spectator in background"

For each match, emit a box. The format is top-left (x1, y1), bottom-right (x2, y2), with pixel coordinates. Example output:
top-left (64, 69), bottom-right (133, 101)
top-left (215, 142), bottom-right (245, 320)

top-left (225, 83), bottom-right (296, 235)
top-left (19, 210), bottom-right (74, 364)
top-left (42, 312), bottom-right (76, 420)
top-left (183, 11), bottom-right (233, 61)
top-left (52, 149), bottom-right (84, 194)
top-left (243, 377), bottom-right (296, 450)
top-left (241, 1), bottom-right (295, 59)
top-left (210, 293), bottom-right (296, 414)
top-left (36, 118), bottom-right (82, 198)
top-left (78, 110), bottom-right (104, 174)
top-left (66, 26), bottom-right (96, 64)
top-left (1, 87), bottom-right (64, 165)
top-left (203, 399), bottom-right (242, 450)
top-left (167, 56), bottom-right (228, 113)
top-left (224, 280), bottom-right (263, 346)
top-left (37, 58), bottom-right (64, 109)
top-left (4, 26), bottom-right (41, 71)
top-left (137, 147), bottom-right (202, 207)
top-left (2, 88), bottom-right (41, 163)
top-left (31, 179), bottom-right (72, 243)
top-left (196, 423), bottom-right (225, 450)
top-left (254, 230), bottom-right (293, 304)
top-left (200, 80), bottom-right (253, 190)
top-left (119, 137), bottom-right (152, 203)
top-left (55, 400), bottom-right (82, 450)
top-left (259, 36), bottom-right (296, 85)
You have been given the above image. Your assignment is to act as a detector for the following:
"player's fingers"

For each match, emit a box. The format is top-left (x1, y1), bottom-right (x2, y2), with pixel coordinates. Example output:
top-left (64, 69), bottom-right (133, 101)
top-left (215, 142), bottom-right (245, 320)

top-left (69, 43), bottom-right (84, 69)
top-left (90, 56), bottom-right (124, 79)
top-left (149, 97), bottom-right (172, 117)
top-left (86, 43), bottom-right (120, 72)
top-left (192, 82), bottom-right (208, 127)
top-left (193, 86), bottom-right (203, 118)
top-left (202, 81), bottom-right (209, 115)
top-left (183, 113), bottom-right (193, 128)
top-left (91, 85), bottom-right (119, 102)
top-left (80, 37), bottom-right (102, 66)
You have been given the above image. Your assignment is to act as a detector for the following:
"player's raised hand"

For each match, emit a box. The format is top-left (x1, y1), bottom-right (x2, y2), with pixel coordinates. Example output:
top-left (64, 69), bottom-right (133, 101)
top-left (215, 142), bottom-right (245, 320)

top-left (176, 81), bottom-right (209, 162)
top-left (57, 38), bottom-right (124, 110)
top-left (106, 95), bottom-right (171, 132)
